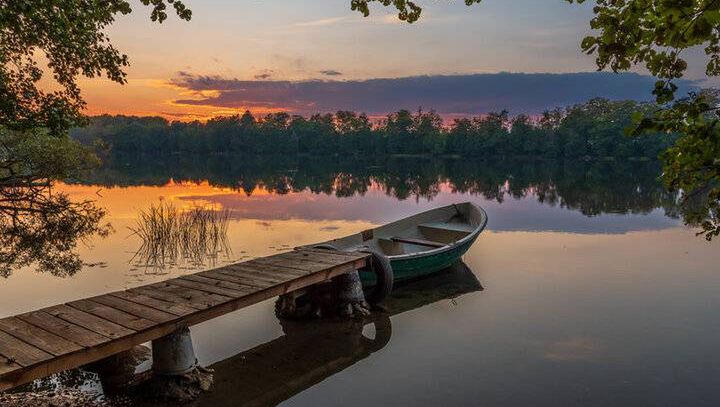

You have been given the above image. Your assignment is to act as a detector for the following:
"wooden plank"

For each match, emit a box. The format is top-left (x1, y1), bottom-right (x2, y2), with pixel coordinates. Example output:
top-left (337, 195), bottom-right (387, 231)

top-left (391, 236), bottom-right (446, 248)
top-left (229, 260), bottom-right (309, 277)
top-left (219, 265), bottom-right (293, 283)
top-left (304, 250), bottom-right (368, 264)
top-left (168, 277), bottom-right (251, 298)
top-left (243, 257), bottom-right (323, 274)
top-left (231, 262), bottom-right (305, 278)
top-left (109, 290), bottom-right (196, 317)
top-left (0, 330), bottom-right (52, 367)
top-left (43, 305), bottom-right (135, 339)
top-left (90, 295), bottom-right (177, 324)
top-left (293, 248), bottom-right (369, 262)
top-left (197, 269), bottom-right (275, 288)
top-left (251, 251), bottom-right (320, 266)
top-left (293, 248), bottom-right (369, 261)
top-left (231, 261), bottom-right (358, 288)
top-left (135, 283), bottom-right (232, 309)
top-left (66, 299), bottom-right (156, 332)
top-left (16, 311), bottom-right (108, 348)
top-left (297, 251), bottom-right (369, 271)
top-left (182, 274), bottom-right (264, 293)
top-left (277, 250), bottom-right (363, 267)
top-left (0, 355), bottom-right (22, 376)
top-left (156, 282), bottom-right (235, 306)
top-left (278, 251), bottom-right (342, 265)
top-left (261, 250), bottom-right (368, 271)
top-left (250, 256), bottom-right (342, 273)
top-left (0, 317), bottom-right (82, 356)
top-left (128, 287), bottom-right (206, 311)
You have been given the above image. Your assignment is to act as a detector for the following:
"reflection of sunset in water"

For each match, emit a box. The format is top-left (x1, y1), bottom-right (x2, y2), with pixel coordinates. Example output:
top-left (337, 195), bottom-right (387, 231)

top-left (1, 179), bottom-right (713, 316)
top-left (1, 176), bottom-right (719, 406)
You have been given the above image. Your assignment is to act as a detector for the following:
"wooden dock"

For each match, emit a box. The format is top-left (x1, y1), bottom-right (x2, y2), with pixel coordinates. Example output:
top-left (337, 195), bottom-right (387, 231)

top-left (0, 248), bottom-right (369, 391)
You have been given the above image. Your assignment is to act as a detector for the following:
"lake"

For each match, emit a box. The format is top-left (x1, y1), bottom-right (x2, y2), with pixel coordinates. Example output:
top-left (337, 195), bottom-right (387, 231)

top-left (2, 156), bottom-right (719, 406)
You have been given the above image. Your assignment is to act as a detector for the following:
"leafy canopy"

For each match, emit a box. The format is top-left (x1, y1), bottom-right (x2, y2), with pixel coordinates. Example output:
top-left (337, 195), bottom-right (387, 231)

top-left (351, 0), bottom-right (482, 23)
top-left (568, 0), bottom-right (720, 240)
top-left (0, 0), bottom-right (190, 136)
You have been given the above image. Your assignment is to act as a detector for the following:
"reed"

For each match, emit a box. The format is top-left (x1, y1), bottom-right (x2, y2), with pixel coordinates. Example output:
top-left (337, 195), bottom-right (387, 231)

top-left (129, 201), bottom-right (231, 272)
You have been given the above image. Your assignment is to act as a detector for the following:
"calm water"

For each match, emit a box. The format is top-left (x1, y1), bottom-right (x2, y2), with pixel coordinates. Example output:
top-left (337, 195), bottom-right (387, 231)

top-left (2, 157), bottom-right (719, 406)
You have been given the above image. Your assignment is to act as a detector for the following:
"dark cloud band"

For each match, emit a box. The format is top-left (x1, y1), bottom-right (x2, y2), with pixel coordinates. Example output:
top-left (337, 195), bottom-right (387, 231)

top-left (170, 72), bottom-right (698, 115)
top-left (319, 69), bottom-right (343, 76)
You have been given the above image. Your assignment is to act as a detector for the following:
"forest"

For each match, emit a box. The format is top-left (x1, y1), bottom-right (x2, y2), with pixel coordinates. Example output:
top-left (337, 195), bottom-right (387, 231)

top-left (71, 98), bottom-right (676, 159)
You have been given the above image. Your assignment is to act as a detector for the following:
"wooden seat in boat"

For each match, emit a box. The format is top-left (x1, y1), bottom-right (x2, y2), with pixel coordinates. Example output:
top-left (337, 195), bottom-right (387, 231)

top-left (390, 236), bottom-right (446, 248)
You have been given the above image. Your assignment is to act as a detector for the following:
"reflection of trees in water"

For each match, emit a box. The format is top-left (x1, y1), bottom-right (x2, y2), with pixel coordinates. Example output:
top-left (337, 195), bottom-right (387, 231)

top-left (85, 154), bottom-right (681, 218)
top-left (447, 159), bottom-right (678, 217)
top-left (0, 129), bottom-right (111, 277)
top-left (671, 186), bottom-right (720, 240)
top-left (0, 185), bottom-right (110, 278)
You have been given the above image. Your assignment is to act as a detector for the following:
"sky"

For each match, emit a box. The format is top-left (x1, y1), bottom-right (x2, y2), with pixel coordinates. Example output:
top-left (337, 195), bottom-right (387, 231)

top-left (78, 0), bottom-right (711, 120)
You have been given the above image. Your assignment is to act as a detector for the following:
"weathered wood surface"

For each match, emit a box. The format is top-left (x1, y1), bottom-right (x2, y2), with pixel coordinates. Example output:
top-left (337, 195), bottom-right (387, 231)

top-left (0, 249), bottom-right (368, 391)
top-left (390, 237), bottom-right (446, 248)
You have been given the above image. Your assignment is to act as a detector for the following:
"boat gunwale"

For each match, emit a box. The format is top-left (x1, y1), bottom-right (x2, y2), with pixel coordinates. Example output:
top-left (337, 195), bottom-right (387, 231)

top-left (385, 203), bottom-right (488, 262)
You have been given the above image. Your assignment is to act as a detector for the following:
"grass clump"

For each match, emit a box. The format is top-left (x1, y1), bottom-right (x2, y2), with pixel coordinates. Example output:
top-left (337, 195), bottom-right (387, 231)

top-left (129, 201), bottom-right (230, 272)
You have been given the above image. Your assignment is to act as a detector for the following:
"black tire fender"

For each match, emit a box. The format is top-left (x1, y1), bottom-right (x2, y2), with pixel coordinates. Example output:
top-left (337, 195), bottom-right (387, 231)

top-left (360, 248), bottom-right (394, 305)
top-left (312, 244), bottom-right (394, 305)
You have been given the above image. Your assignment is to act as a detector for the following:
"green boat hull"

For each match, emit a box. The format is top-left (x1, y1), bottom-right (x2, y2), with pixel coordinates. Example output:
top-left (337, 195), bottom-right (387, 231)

top-left (359, 233), bottom-right (479, 286)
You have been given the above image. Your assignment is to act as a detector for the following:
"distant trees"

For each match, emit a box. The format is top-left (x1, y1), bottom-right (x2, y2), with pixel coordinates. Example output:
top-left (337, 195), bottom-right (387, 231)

top-left (71, 99), bottom-right (676, 160)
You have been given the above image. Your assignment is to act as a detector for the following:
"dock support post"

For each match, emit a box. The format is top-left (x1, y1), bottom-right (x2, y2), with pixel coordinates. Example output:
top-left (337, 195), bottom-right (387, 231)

top-left (275, 270), bottom-right (371, 319)
top-left (152, 326), bottom-right (198, 375)
top-left (335, 270), bottom-right (371, 318)
top-left (140, 327), bottom-right (213, 401)
top-left (86, 345), bottom-right (150, 394)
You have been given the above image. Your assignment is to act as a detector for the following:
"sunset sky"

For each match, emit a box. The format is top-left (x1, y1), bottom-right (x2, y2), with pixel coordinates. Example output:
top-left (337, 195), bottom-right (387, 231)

top-left (79, 0), bottom-right (712, 120)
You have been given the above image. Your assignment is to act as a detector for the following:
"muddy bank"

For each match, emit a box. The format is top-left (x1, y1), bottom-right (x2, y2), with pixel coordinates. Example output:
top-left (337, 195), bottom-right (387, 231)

top-left (0, 389), bottom-right (125, 407)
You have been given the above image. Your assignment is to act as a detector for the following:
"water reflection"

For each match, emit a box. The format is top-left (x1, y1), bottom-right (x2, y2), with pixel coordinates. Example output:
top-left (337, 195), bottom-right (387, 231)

top-left (84, 155), bottom-right (679, 220)
top-left (0, 184), bottom-right (110, 277)
top-left (129, 201), bottom-right (232, 274)
top-left (191, 262), bottom-right (482, 407)
top-left (0, 154), bottom-right (698, 276)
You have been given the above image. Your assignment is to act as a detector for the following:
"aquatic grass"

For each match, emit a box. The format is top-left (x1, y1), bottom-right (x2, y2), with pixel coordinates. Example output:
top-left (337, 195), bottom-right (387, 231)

top-left (129, 201), bottom-right (231, 272)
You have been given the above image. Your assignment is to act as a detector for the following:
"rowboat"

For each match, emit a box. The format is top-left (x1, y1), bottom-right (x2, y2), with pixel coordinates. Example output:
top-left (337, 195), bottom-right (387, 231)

top-left (311, 202), bottom-right (488, 285)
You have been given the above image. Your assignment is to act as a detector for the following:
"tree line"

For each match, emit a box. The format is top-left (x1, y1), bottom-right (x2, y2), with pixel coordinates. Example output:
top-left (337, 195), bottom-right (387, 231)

top-left (71, 98), bottom-right (676, 159)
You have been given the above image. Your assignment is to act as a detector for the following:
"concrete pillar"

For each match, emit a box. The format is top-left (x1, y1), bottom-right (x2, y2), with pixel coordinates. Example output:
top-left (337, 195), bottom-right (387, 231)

top-left (152, 327), bottom-right (198, 376)
top-left (275, 270), bottom-right (371, 320)
top-left (87, 345), bottom-right (150, 393)
top-left (140, 327), bottom-right (213, 401)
